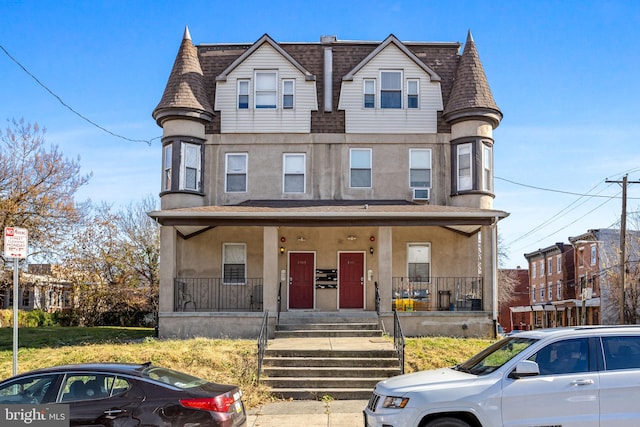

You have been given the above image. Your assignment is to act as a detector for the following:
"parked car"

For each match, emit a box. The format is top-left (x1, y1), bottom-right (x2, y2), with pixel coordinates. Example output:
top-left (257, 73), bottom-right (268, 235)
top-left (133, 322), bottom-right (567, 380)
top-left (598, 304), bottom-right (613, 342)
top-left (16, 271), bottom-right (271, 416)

top-left (0, 362), bottom-right (247, 427)
top-left (364, 325), bottom-right (640, 427)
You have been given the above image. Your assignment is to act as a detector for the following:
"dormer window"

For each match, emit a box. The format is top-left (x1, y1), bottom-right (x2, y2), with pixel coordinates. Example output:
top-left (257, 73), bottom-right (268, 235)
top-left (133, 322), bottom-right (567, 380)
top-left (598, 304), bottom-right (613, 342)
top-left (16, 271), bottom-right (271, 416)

top-left (363, 79), bottom-right (375, 108)
top-left (238, 80), bottom-right (249, 109)
top-left (381, 71), bottom-right (402, 108)
top-left (407, 79), bottom-right (419, 109)
top-left (255, 71), bottom-right (277, 108)
top-left (282, 80), bottom-right (294, 109)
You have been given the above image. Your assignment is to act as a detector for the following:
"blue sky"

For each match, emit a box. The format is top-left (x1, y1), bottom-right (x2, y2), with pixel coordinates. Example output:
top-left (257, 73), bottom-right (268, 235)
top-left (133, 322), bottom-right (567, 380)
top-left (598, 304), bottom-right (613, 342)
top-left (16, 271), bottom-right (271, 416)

top-left (1, 0), bottom-right (639, 267)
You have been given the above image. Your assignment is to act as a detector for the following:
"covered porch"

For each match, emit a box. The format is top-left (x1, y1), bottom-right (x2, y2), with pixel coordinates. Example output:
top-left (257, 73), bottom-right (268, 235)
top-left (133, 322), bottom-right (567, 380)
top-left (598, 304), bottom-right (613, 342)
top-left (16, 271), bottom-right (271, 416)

top-left (150, 201), bottom-right (507, 338)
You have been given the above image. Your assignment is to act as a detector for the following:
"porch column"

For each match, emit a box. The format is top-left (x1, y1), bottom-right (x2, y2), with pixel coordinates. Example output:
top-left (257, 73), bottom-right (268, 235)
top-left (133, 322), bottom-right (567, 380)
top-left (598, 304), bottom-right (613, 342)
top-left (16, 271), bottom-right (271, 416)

top-left (481, 222), bottom-right (497, 321)
top-left (263, 227), bottom-right (279, 312)
top-left (159, 226), bottom-right (177, 312)
top-left (378, 226), bottom-right (393, 312)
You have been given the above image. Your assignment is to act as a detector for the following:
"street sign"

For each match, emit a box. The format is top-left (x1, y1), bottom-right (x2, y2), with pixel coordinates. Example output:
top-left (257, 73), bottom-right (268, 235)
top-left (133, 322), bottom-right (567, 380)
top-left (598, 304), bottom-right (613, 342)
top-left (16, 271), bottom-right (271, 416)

top-left (4, 227), bottom-right (28, 259)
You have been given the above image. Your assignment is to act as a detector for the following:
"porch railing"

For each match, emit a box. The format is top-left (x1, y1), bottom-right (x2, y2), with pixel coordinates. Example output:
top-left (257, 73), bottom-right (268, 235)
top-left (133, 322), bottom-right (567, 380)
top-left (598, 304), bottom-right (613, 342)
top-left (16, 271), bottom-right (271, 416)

top-left (256, 310), bottom-right (269, 382)
top-left (392, 276), bottom-right (483, 312)
top-left (174, 278), bottom-right (263, 312)
top-left (393, 309), bottom-right (405, 374)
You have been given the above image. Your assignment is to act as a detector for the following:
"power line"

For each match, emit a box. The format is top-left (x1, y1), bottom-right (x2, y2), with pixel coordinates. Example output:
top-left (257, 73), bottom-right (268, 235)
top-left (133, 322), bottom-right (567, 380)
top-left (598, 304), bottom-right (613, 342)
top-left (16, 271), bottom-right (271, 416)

top-left (0, 43), bottom-right (161, 146)
top-left (496, 176), bottom-right (640, 199)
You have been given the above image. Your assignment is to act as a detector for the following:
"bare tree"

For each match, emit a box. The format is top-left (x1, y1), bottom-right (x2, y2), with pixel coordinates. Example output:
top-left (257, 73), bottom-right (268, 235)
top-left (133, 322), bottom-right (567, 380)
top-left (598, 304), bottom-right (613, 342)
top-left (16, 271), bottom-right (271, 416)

top-left (497, 235), bottom-right (519, 307)
top-left (0, 118), bottom-right (91, 263)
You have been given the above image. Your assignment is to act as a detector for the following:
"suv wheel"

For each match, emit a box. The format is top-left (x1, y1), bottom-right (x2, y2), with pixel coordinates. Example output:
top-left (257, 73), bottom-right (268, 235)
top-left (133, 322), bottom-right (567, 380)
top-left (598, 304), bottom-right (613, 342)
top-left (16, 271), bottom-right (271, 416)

top-left (423, 417), bottom-right (471, 427)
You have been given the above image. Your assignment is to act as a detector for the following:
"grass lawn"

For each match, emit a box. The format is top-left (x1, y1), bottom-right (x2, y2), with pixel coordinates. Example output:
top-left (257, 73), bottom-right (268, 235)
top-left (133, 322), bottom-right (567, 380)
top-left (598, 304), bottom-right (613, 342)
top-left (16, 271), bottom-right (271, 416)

top-left (0, 327), bottom-right (495, 408)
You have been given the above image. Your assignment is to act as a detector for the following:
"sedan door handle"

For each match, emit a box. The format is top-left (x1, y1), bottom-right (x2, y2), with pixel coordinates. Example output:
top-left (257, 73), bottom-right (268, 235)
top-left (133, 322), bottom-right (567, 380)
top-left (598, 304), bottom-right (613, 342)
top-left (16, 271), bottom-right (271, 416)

top-left (104, 408), bottom-right (126, 418)
top-left (570, 379), bottom-right (594, 386)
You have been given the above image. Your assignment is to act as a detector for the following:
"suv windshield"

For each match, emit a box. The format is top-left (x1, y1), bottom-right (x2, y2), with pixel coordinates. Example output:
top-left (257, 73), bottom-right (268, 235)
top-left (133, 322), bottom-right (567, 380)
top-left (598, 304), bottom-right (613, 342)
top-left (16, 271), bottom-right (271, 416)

top-left (455, 337), bottom-right (538, 375)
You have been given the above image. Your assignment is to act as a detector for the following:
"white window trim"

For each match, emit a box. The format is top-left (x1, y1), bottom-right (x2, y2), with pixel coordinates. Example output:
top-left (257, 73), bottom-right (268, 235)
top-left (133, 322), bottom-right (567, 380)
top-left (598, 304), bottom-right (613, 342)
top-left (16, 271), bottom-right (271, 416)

top-left (380, 70), bottom-right (403, 109)
top-left (179, 142), bottom-right (201, 191)
top-left (409, 148), bottom-right (432, 189)
top-left (225, 153), bottom-right (248, 193)
top-left (349, 148), bottom-right (372, 188)
top-left (557, 255), bottom-right (562, 273)
top-left (283, 153), bottom-right (306, 193)
top-left (222, 243), bottom-right (247, 285)
top-left (407, 242), bottom-right (431, 283)
top-left (407, 79), bottom-right (419, 109)
top-left (532, 262), bottom-right (536, 279)
top-left (282, 79), bottom-right (295, 109)
top-left (237, 79), bottom-right (250, 110)
top-left (532, 285), bottom-right (537, 302)
top-left (363, 78), bottom-right (376, 109)
top-left (590, 245), bottom-right (597, 265)
top-left (557, 280), bottom-right (562, 299)
top-left (255, 70), bottom-right (278, 109)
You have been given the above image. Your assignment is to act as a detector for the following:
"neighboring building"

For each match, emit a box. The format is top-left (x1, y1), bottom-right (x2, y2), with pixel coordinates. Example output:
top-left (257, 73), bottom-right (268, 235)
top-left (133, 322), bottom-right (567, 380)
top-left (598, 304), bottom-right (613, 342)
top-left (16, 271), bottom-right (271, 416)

top-left (569, 228), bottom-right (640, 325)
top-left (0, 264), bottom-right (73, 313)
top-left (498, 267), bottom-right (530, 332)
top-left (149, 28), bottom-right (507, 338)
top-left (520, 243), bottom-right (576, 328)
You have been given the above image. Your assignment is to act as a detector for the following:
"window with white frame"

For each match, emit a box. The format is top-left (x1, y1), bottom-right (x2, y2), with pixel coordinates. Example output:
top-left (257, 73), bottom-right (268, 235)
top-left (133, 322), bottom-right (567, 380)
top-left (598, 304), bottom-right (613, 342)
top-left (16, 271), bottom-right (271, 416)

top-left (532, 262), bottom-right (537, 279)
top-left (590, 245), bottom-right (596, 265)
top-left (482, 144), bottom-right (493, 192)
top-left (540, 286), bottom-right (545, 301)
top-left (407, 79), bottom-right (419, 108)
top-left (548, 258), bottom-right (553, 275)
top-left (457, 143), bottom-right (472, 191)
top-left (556, 281), bottom-right (562, 299)
top-left (350, 148), bottom-right (372, 188)
top-left (407, 243), bottom-right (431, 282)
top-left (381, 71), bottom-right (402, 108)
top-left (282, 79), bottom-right (294, 109)
top-left (409, 149), bottom-right (431, 188)
top-left (223, 243), bottom-right (246, 284)
top-left (180, 143), bottom-right (201, 191)
top-left (547, 283), bottom-right (552, 301)
top-left (540, 260), bottom-right (545, 277)
top-left (283, 153), bottom-right (305, 193)
top-left (557, 255), bottom-right (562, 273)
top-left (363, 79), bottom-right (375, 108)
top-left (238, 80), bottom-right (249, 109)
top-left (225, 153), bottom-right (247, 192)
top-left (255, 71), bottom-right (277, 108)
top-left (532, 285), bottom-right (536, 302)
top-left (163, 145), bottom-right (172, 191)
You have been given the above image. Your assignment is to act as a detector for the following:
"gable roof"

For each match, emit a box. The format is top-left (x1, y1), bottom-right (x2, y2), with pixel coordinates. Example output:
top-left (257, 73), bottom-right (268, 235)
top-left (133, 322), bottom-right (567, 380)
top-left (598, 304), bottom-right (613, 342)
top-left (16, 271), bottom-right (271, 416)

top-left (152, 26), bottom-right (214, 126)
top-left (443, 31), bottom-right (502, 128)
top-left (342, 34), bottom-right (441, 82)
top-left (215, 33), bottom-right (316, 82)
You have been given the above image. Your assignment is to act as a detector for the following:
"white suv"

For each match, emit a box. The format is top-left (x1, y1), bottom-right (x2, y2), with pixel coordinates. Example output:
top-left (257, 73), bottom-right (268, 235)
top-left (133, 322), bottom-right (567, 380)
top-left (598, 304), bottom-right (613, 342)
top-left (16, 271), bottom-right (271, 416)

top-left (364, 325), bottom-right (640, 427)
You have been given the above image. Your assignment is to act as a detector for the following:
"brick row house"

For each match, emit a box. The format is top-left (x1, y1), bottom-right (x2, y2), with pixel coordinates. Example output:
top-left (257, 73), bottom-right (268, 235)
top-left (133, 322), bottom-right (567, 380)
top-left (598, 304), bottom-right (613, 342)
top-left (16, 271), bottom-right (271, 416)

top-left (149, 28), bottom-right (507, 338)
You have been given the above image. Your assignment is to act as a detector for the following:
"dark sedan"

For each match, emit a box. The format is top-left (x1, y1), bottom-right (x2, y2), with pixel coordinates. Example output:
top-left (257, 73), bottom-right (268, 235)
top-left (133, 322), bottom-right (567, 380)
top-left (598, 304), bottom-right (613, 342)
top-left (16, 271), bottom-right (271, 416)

top-left (0, 362), bottom-right (247, 426)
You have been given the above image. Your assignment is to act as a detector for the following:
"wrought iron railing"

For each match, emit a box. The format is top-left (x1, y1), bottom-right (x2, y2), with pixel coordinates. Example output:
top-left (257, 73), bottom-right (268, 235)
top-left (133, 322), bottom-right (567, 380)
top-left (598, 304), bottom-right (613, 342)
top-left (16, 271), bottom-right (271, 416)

top-left (374, 281), bottom-right (381, 315)
top-left (392, 276), bottom-right (483, 311)
top-left (393, 309), bottom-right (405, 374)
top-left (174, 278), bottom-right (263, 312)
top-left (256, 310), bottom-right (269, 382)
top-left (277, 281), bottom-right (282, 326)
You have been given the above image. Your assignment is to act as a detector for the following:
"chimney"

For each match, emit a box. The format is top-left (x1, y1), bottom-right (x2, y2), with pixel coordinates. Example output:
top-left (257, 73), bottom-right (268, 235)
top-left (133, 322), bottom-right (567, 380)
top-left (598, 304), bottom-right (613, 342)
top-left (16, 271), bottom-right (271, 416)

top-left (321, 35), bottom-right (336, 112)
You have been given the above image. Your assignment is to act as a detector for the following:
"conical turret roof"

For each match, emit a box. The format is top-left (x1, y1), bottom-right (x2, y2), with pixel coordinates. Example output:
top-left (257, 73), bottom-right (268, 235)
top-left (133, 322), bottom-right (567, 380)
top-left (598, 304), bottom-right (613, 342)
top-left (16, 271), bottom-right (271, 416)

top-left (444, 31), bottom-right (502, 128)
top-left (152, 27), bottom-right (214, 126)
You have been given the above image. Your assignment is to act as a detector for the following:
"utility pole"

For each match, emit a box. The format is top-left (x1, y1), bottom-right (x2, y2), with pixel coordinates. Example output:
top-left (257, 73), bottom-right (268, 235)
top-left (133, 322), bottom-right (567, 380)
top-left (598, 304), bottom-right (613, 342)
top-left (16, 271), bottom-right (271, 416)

top-left (606, 175), bottom-right (640, 324)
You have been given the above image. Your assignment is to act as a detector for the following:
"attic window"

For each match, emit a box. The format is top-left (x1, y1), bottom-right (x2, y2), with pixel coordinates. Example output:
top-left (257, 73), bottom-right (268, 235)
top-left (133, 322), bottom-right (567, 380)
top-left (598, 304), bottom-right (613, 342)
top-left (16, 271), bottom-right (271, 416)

top-left (255, 71), bottom-right (277, 108)
top-left (381, 71), bottom-right (402, 108)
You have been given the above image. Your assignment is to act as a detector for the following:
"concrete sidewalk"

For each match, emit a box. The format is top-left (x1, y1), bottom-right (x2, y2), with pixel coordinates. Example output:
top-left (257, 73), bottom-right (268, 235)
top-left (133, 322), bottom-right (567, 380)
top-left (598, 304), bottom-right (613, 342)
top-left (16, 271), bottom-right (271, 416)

top-left (246, 399), bottom-right (368, 427)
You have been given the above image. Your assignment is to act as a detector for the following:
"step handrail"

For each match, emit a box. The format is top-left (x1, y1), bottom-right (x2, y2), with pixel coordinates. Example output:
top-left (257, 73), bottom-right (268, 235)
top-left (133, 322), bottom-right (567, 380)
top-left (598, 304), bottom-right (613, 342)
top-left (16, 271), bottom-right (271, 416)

top-left (257, 310), bottom-right (269, 382)
top-left (393, 309), bottom-right (405, 374)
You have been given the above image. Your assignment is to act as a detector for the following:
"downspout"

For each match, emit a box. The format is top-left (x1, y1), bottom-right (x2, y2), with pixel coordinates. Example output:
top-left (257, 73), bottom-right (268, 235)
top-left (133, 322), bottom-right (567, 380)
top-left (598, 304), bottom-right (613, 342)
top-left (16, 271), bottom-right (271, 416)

top-left (492, 216), bottom-right (499, 338)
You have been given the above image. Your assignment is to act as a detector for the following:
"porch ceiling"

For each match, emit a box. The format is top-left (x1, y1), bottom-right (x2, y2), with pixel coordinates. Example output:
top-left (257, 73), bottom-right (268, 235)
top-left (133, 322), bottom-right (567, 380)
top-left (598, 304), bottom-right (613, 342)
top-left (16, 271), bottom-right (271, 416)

top-left (149, 200), bottom-right (509, 236)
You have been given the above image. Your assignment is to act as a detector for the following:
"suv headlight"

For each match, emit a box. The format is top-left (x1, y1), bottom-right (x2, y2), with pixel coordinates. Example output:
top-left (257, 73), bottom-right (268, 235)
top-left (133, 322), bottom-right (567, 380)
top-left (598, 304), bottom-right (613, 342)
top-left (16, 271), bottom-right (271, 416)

top-left (382, 396), bottom-right (409, 409)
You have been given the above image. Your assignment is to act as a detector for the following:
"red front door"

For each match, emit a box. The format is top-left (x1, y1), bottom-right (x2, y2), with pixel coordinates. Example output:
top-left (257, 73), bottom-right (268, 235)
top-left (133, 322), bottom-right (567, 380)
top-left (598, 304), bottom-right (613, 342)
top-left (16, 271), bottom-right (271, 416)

top-left (339, 252), bottom-right (364, 309)
top-left (289, 252), bottom-right (314, 309)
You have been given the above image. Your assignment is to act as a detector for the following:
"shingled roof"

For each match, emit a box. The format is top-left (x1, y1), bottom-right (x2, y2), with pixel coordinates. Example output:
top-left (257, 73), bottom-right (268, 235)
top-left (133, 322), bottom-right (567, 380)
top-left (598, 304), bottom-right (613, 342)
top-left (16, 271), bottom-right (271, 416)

top-left (152, 27), bottom-right (214, 126)
top-left (443, 31), bottom-right (502, 128)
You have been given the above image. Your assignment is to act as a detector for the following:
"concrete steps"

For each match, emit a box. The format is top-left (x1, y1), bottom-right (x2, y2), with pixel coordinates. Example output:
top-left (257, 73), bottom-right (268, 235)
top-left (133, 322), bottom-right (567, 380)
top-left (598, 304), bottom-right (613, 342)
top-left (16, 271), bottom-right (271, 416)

top-left (261, 313), bottom-right (401, 400)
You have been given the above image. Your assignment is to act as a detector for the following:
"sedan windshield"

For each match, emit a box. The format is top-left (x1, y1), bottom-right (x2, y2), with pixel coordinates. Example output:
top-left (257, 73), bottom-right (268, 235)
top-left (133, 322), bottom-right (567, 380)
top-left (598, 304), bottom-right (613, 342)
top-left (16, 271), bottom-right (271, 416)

top-left (454, 337), bottom-right (538, 375)
top-left (143, 367), bottom-right (207, 389)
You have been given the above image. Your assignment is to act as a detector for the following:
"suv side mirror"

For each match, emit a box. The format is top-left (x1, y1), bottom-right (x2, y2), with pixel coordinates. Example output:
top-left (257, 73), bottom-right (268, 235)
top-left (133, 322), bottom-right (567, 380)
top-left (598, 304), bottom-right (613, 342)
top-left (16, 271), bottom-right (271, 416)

top-left (509, 360), bottom-right (540, 379)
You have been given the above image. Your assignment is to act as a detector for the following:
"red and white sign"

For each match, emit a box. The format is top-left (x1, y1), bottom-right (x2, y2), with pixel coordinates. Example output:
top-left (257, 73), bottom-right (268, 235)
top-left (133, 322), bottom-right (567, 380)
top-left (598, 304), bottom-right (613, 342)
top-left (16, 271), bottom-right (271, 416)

top-left (3, 227), bottom-right (28, 259)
